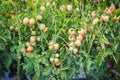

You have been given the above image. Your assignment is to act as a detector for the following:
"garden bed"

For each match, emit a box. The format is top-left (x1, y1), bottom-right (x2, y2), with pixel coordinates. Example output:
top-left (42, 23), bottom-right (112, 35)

top-left (0, 0), bottom-right (120, 80)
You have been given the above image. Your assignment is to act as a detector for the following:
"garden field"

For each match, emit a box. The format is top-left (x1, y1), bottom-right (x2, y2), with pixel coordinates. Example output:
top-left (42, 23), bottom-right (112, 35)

top-left (0, 0), bottom-right (120, 80)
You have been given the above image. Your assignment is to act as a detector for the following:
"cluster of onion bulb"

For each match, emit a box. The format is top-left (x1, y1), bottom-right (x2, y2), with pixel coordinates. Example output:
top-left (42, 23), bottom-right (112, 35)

top-left (22, 15), bottom-right (43, 53)
top-left (68, 28), bottom-right (85, 54)
top-left (49, 53), bottom-right (62, 67)
top-left (59, 4), bottom-right (72, 12)
top-left (25, 34), bottom-right (41, 53)
top-left (48, 41), bottom-right (59, 51)
top-left (88, 4), bottom-right (117, 33)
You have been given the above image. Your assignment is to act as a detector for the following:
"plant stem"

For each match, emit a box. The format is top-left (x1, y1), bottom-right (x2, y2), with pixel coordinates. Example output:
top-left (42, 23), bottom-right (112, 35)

top-left (83, 60), bottom-right (89, 79)
top-left (17, 16), bottom-right (22, 80)
top-left (17, 58), bottom-right (20, 80)
top-left (53, 64), bottom-right (60, 80)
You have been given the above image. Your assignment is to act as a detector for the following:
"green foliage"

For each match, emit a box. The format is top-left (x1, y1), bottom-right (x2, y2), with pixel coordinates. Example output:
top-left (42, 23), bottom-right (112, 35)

top-left (0, 50), bottom-right (12, 70)
top-left (0, 0), bottom-right (120, 80)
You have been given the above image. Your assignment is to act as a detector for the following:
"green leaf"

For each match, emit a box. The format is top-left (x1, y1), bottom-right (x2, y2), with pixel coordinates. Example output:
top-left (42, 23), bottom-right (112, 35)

top-left (86, 59), bottom-right (93, 71)
top-left (0, 36), bottom-right (7, 43)
top-left (101, 43), bottom-right (105, 50)
top-left (60, 71), bottom-right (67, 79)
top-left (103, 49), bottom-right (113, 58)
top-left (42, 67), bottom-right (51, 76)
top-left (61, 66), bottom-right (70, 71)
top-left (17, 53), bottom-right (21, 59)
top-left (41, 58), bottom-right (49, 66)
top-left (16, 44), bottom-right (25, 54)
top-left (26, 53), bottom-right (38, 58)
top-left (95, 55), bottom-right (102, 69)
top-left (1, 52), bottom-right (12, 70)
top-left (114, 42), bottom-right (119, 52)
top-left (0, 40), bottom-right (5, 50)
top-left (101, 37), bottom-right (109, 44)
top-left (24, 64), bottom-right (33, 75)
top-left (5, 55), bottom-right (12, 69)
top-left (23, 57), bottom-right (34, 75)
top-left (32, 60), bottom-right (40, 80)
top-left (10, 45), bottom-right (17, 52)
